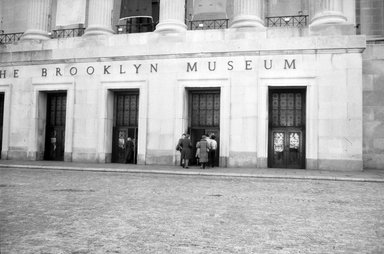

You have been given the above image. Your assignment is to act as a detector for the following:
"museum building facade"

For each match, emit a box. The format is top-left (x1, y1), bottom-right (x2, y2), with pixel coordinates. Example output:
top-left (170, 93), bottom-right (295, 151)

top-left (0, 0), bottom-right (383, 171)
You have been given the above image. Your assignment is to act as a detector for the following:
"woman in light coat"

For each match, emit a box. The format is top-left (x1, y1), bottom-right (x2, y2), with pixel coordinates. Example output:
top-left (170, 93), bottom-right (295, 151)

top-left (197, 135), bottom-right (209, 169)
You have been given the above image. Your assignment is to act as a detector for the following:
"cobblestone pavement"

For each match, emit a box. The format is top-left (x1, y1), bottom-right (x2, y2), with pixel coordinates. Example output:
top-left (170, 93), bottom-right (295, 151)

top-left (1, 168), bottom-right (383, 254)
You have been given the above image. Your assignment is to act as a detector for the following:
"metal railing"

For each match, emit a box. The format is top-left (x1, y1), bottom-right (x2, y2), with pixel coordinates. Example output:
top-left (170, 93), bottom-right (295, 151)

top-left (116, 23), bottom-right (155, 34)
top-left (52, 28), bottom-right (85, 38)
top-left (0, 32), bottom-right (24, 44)
top-left (265, 15), bottom-right (309, 27)
top-left (189, 19), bottom-right (229, 30)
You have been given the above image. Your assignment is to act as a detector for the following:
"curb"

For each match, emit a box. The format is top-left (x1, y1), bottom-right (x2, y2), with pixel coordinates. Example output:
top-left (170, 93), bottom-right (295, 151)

top-left (1, 164), bottom-right (384, 183)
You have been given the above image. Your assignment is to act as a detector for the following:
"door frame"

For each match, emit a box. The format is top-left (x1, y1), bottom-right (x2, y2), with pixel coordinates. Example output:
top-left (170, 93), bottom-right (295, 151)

top-left (98, 80), bottom-right (148, 164)
top-left (0, 93), bottom-right (4, 159)
top-left (187, 89), bottom-right (221, 166)
top-left (111, 90), bottom-right (140, 164)
top-left (0, 84), bottom-right (11, 159)
top-left (258, 78), bottom-right (318, 169)
top-left (267, 86), bottom-right (306, 169)
top-left (44, 92), bottom-right (67, 161)
top-left (174, 79), bottom-right (230, 167)
top-left (29, 78), bottom-right (75, 161)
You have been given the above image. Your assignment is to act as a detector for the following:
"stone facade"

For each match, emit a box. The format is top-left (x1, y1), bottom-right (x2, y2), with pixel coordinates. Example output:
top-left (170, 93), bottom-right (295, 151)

top-left (1, 0), bottom-right (382, 171)
top-left (0, 30), bottom-right (365, 170)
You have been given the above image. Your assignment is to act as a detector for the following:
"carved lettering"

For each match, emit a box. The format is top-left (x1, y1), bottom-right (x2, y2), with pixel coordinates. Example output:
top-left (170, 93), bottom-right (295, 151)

top-left (208, 61), bottom-right (216, 71)
top-left (284, 59), bottom-right (296, 69)
top-left (150, 63), bottom-right (158, 73)
top-left (56, 68), bottom-right (62, 76)
top-left (227, 61), bottom-right (234, 71)
top-left (104, 65), bottom-right (111, 74)
top-left (264, 60), bottom-right (272, 70)
top-left (245, 60), bottom-right (252, 70)
top-left (119, 65), bottom-right (126, 74)
top-left (70, 67), bottom-right (77, 76)
top-left (5, 58), bottom-right (298, 79)
top-left (86, 66), bottom-right (94, 75)
top-left (42, 68), bottom-right (47, 77)
top-left (134, 64), bottom-right (141, 74)
top-left (187, 62), bottom-right (197, 72)
top-left (0, 70), bottom-right (6, 79)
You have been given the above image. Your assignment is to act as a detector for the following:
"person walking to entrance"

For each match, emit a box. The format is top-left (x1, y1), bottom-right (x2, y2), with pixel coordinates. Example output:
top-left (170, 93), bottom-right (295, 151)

top-left (125, 137), bottom-right (134, 164)
top-left (176, 133), bottom-right (186, 167)
top-left (209, 134), bottom-right (217, 167)
top-left (178, 134), bottom-right (192, 168)
top-left (197, 135), bottom-right (209, 169)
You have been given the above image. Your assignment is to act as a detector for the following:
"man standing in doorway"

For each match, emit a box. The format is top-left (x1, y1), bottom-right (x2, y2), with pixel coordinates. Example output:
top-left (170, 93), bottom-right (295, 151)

top-left (209, 133), bottom-right (217, 168)
top-left (125, 137), bottom-right (134, 164)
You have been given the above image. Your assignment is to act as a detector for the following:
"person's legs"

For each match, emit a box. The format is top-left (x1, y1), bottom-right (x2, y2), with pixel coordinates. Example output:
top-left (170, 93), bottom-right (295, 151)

top-left (210, 150), bottom-right (216, 167)
top-left (180, 152), bottom-right (185, 167)
top-left (185, 159), bottom-right (189, 168)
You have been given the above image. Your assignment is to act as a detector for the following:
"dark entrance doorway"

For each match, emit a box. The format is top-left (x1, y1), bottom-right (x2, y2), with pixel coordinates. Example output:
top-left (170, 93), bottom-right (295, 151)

top-left (44, 92), bottom-right (67, 161)
top-left (268, 88), bottom-right (306, 169)
top-left (0, 93), bottom-right (4, 159)
top-left (112, 91), bottom-right (139, 164)
top-left (188, 89), bottom-right (220, 166)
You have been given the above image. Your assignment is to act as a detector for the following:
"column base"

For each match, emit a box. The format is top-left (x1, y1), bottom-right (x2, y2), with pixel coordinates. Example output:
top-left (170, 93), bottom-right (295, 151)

top-left (1, 150), bottom-right (9, 160)
top-left (155, 20), bottom-right (187, 34)
top-left (83, 26), bottom-right (114, 36)
top-left (230, 15), bottom-right (265, 29)
top-left (21, 29), bottom-right (51, 40)
top-left (97, 153), bottom-right (112, 163)
top-left (310, 11), bottom-right (347, 26)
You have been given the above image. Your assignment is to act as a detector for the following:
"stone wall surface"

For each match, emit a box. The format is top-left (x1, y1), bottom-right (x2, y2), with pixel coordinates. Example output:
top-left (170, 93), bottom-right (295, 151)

top-left (0, 30), bottom-right (365, 171)
top-left (356, 0), bottom-right (384, 37)
top-left (362, 42), bottom-right (384, 169)
top-left (0, 0), bottom-right (29, 33)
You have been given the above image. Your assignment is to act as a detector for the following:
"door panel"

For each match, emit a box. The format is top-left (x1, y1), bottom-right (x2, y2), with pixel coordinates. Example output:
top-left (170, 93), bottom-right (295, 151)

top-left (0, 93), bottom-right (4, 159)
top-left (112, 91), bottom-right (139, 164)
top-left (287, 131), bottom-right (303, 168)
top-left (268, 89), bottom-right (305, 169)
top-left (44, 93), bottom-right (66, 161)
top-left (271, 130), bottom-right (285, 168)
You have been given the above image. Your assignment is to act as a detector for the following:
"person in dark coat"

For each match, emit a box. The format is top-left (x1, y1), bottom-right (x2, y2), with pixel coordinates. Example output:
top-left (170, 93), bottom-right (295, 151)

top-left (209, 134), bottom-right (217, 167)
top-left (176, 133), bottom-right (186, 167)
top-left (197, 135), bottom-right (209, 169)
top-left (125, 137), bottom-right (134, 164)
top-left (178, 134), bottom-right (193, 168)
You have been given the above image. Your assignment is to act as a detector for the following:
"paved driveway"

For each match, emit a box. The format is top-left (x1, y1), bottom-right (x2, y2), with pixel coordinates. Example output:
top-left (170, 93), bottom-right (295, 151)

top-left (1, 168), bottom-right (383, 253)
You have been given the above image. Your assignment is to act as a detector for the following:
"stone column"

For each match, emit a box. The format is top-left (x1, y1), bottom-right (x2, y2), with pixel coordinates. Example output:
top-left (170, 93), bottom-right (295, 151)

top-left (155, 0), bottom-right (187, 34)
top-left (84, 0), bottom-right (114, 36)
top-left (22, 0), bottom-right (52, 40)
top-left (309, 0), bottom-right (354, 35)
top-left (231, 0), bottom-right (264, 28)
top-left (310, 0), bottom-right (347, 26)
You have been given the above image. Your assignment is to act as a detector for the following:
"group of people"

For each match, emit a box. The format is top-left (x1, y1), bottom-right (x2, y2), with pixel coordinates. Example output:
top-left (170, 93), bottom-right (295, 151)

top-left (176, 133), bottom-right (217, 169)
